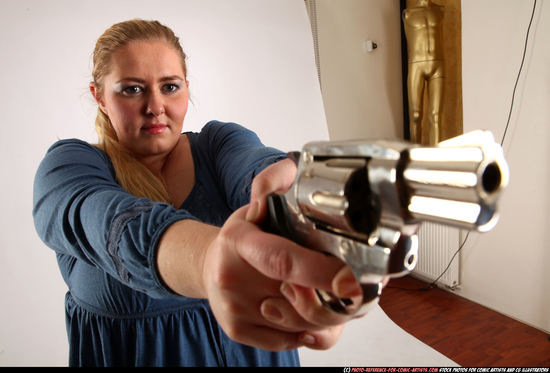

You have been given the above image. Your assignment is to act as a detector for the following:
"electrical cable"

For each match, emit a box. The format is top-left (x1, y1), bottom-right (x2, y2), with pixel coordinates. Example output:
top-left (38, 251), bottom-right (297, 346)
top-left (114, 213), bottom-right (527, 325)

top-left (389, 0), bottom-right (538, 292)
top-left (501, 0), bottom-right (537, 147)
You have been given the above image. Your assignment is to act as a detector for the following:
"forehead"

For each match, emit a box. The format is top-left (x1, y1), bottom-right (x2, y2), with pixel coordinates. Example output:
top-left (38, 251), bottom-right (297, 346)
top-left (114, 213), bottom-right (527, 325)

top-left (108, 40), bottom-right (185, 79)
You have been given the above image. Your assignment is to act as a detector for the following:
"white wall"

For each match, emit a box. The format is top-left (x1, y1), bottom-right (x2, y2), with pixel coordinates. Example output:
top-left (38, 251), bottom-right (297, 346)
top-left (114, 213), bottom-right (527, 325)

top-left (458, 0), bottom-right (550, 333)
top-left (0, 0), bottom-right (328, 366)
top-left (316, 0), bottom-right (404, 141)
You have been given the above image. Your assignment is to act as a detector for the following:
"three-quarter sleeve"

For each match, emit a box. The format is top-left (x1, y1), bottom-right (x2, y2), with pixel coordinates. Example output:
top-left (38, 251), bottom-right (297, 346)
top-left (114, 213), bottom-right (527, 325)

top-left (32, 139), bottom-right (195, 298)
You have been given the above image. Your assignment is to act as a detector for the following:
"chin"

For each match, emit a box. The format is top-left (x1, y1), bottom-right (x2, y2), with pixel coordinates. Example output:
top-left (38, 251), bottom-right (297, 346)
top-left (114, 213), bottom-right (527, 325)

top-left (145, 136), bottom-right (178, 154)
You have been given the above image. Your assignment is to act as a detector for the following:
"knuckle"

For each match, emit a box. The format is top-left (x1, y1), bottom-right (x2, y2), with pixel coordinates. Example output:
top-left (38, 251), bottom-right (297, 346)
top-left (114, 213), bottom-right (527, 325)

top-left (251, 172), bottom-right (273, 197)
top-left (266, 249), bottom-right (293, 280)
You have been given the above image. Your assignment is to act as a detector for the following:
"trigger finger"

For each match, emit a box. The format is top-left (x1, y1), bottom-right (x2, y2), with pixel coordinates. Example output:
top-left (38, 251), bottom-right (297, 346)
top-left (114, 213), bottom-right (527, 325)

top-left (280, 283), bottom-right (354, 327)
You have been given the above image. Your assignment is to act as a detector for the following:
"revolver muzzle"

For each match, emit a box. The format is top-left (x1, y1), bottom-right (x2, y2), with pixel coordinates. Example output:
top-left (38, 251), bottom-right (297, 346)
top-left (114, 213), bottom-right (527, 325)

top-left (404, 131), bottom-right (509, 232)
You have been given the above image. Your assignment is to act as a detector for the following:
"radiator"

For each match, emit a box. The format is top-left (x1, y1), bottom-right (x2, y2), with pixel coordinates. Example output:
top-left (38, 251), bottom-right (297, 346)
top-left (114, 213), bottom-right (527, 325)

top-left (413, 222), bottom-right (461, 288)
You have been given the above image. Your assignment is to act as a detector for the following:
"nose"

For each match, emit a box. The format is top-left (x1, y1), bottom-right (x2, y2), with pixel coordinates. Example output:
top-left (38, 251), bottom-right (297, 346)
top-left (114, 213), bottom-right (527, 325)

top-left (145, 90), bottom-right (165, 116)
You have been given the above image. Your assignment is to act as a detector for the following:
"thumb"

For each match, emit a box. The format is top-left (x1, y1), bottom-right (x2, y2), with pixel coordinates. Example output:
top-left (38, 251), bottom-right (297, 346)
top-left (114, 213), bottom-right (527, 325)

top-left (246, 158), bottom-right (297, 223)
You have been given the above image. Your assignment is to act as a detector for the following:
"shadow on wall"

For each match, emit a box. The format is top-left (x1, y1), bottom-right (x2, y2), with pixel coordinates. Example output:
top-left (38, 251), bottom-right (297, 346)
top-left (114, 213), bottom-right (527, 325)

top-left (382, 3), bottom-right (405, 139)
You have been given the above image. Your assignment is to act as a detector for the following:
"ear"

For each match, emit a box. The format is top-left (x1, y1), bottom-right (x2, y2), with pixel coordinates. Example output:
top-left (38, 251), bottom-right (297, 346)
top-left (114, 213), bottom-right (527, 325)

top-left (89, 82), bottom-right (108, 115)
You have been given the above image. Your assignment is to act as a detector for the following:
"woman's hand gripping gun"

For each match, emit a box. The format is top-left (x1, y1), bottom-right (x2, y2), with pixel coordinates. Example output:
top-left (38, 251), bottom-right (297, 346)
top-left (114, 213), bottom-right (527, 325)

top-left (265, 131), bottom-right (509, 316)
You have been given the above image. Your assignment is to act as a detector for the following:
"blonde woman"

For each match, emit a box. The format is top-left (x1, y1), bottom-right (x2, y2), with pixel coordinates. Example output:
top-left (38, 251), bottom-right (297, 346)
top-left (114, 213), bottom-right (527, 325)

top-left (33, 19), bottom-right (359, 367)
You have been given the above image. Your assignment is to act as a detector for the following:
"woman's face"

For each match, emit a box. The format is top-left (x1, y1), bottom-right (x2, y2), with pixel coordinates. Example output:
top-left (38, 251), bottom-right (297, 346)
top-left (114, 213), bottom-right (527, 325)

top-left (94, 40), bottom-right (189, 160)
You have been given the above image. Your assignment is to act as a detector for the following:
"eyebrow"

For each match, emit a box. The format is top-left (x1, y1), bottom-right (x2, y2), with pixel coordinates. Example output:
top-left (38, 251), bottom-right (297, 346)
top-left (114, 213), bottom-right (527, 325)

top-left (117, 75), bottom-right (185, 84)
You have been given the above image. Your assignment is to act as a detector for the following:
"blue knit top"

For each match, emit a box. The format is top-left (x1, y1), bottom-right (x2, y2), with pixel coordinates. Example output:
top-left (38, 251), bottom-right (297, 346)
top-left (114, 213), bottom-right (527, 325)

top-left (32, 121), bottom-right (298, 367)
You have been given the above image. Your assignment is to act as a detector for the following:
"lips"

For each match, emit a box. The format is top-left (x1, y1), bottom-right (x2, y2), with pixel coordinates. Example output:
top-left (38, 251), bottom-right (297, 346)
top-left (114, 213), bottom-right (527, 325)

top-left (142, 123), bottom-right (168, 135)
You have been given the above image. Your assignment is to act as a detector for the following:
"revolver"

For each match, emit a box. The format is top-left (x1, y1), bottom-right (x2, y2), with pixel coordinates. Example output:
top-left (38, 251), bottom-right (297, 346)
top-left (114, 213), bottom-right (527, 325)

top-left (265, 131), bottom-right (509, 315)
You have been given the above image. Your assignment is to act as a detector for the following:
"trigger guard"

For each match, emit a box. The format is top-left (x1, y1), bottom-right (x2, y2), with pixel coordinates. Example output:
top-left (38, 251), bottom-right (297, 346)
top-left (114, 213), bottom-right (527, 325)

top-left (315, 282), bottom-right (382, 316)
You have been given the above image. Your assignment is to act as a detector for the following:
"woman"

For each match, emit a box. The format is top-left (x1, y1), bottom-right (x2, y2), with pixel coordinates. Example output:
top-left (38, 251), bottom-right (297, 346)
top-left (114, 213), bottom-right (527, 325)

top-left (33, 19), bottom-right (360, 367)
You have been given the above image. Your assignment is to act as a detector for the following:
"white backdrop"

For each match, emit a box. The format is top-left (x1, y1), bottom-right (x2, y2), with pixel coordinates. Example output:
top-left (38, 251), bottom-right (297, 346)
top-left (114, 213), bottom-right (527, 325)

top-left (0, 0), bottom-right (328, 366)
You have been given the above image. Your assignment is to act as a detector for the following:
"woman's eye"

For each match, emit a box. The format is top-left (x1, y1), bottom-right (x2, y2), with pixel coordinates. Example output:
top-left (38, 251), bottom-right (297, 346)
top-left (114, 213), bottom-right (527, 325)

top-left (162, 83), bottom-right (180, 94)
top-left (122, 85), bottom-right (143, 96)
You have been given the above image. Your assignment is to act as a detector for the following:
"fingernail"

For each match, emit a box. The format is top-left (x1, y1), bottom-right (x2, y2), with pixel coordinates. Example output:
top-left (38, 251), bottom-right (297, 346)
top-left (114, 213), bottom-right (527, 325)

top-left (245, 199), bottom-right (260, 222)
top-left (299, 333), bottom-right (316, 346)
top-left (261, 302), bottom-right (283, 322)
top-left (335, 273), bottom-right (362, 299)
top-left (280, 283), bottom-right (296, 304)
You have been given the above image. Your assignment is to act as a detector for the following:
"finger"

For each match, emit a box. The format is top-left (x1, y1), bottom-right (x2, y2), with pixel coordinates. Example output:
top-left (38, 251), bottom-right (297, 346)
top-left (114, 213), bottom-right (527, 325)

top-left (235, 206), bottom-right (366, 318)
top-left (280, 283), bottom-right (354, 327)
top-left (331, 266), bottom-right (363, 299)
top-left (225, 323), bottom-right (303, 352)
top-left (260, 297), bottom-right (325, 333)
top-left (231, 217), bottom-right (345, 292)
top-left (247, 158), bottom-right (297, 223)
top-left (298, 324), bottom-right (346, 350)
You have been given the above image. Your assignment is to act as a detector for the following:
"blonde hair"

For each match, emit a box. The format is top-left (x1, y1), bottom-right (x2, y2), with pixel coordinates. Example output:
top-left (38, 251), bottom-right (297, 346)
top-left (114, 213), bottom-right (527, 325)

top-left (91, 19), bottom-right (188, 204)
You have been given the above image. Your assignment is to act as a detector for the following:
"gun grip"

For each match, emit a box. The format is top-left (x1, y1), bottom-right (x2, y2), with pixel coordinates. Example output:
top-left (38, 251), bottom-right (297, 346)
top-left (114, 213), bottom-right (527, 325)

top-left (264, 194), bottom-right (303, 244)
top-left (265, 194), bottom-right (380, 315)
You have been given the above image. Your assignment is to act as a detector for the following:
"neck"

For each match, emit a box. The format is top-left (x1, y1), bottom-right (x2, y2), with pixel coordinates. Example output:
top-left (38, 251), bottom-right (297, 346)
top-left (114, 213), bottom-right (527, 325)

top-left (136, 140), bottom-right (181, 181)
top-left (139, 154), bottom-right (169, 180)
top-left (139, 136), bottom-right (186, 185)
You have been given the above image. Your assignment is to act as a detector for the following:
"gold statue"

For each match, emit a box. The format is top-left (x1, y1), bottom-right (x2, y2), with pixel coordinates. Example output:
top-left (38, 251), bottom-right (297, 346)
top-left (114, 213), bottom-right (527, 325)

top-left (403, 0), bottom-right (445, 145)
